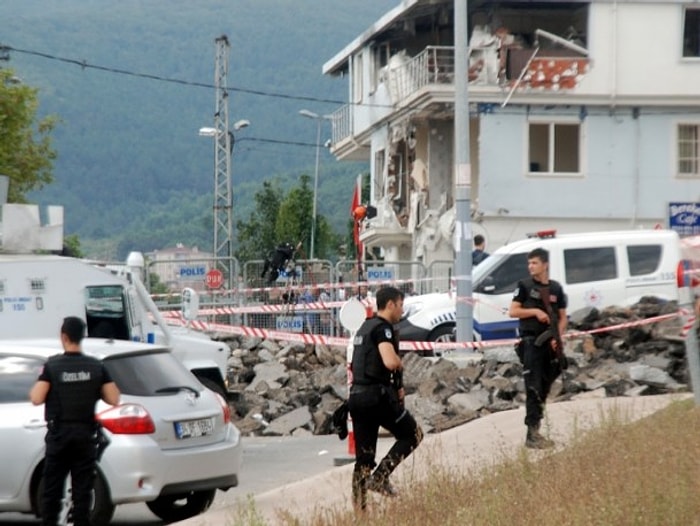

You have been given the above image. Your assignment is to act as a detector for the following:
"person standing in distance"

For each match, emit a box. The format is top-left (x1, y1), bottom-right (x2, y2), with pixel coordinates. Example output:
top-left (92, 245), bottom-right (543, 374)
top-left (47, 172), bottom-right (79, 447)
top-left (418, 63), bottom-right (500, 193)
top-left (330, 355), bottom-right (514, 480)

top-left (30, 316), bottom-right (121, 526)
top-left (509, 248), bottom-right (567, 449)
top-left (349, 286), bottom-right (423, 511)
top-left (472, 234), bottom-right (489, 266)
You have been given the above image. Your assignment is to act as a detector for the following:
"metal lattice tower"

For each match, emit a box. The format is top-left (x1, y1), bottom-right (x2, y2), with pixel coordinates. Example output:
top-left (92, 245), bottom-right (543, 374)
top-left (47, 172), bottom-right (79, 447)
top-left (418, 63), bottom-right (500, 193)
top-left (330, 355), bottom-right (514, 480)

top-left (212, 35), bottom-right (233, 274)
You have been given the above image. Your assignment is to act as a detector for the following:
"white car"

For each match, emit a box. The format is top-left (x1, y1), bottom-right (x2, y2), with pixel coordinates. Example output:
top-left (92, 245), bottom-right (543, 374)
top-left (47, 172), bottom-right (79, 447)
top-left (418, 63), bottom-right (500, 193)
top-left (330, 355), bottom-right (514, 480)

top-left (0, 338), bottom-right (242, 524)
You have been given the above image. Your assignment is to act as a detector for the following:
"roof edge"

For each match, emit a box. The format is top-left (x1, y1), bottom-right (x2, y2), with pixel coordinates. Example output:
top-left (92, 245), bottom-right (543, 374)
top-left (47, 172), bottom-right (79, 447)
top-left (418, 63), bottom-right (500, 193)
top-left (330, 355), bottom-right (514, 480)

top-left (322, 0), bottom-right (420, 75)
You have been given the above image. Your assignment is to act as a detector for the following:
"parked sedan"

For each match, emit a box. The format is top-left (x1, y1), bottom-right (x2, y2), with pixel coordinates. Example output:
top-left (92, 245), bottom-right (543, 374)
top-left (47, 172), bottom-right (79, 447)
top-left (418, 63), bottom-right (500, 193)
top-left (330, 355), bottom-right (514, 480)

top-left (0, 338), bottom-right (242, 524)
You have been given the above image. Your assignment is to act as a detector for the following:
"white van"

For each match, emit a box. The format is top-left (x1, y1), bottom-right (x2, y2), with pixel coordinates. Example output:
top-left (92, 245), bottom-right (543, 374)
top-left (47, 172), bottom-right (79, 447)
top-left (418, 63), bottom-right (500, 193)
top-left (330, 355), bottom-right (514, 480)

top-left (399, 229), bottom-right (682, 342)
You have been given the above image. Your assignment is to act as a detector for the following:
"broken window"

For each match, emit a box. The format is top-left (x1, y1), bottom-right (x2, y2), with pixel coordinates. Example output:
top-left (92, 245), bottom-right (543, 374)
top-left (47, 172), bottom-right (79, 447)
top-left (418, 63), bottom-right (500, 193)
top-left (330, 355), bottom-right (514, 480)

top-left (683, 8), bottom-right (700, 58)
top-left (528, 122), bottom-right (580, 174)
top-left (678, 124), bottom-right (699, 176)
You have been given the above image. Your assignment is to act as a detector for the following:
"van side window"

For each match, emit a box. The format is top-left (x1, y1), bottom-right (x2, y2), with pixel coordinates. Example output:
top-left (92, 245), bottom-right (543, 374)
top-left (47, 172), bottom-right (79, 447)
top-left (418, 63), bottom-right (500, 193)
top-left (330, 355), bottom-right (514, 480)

top-left (627, 245), bottom-right (662, 276)
top-left (564, 247), bottom-right (617, 284)
top-left (476, 253), bottom-right (528, 295)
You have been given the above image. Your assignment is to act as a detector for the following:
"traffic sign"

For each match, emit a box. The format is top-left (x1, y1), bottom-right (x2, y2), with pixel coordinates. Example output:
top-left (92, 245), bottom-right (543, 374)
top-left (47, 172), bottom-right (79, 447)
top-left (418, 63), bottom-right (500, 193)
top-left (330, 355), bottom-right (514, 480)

top-left (205, 268), bottom-right (224, 289)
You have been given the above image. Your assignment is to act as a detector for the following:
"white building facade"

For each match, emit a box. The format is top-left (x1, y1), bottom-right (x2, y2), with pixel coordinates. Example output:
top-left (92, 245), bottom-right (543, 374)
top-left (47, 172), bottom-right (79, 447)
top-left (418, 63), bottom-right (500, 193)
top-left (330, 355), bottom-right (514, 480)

top-left (323, 0), bottom-right (700, 270)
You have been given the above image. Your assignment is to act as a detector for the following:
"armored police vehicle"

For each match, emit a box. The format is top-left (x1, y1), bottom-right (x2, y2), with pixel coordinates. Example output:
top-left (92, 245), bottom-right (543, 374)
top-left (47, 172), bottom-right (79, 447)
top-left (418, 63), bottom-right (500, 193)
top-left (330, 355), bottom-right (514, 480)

top-left (0, 203), bottom-right (229, 396)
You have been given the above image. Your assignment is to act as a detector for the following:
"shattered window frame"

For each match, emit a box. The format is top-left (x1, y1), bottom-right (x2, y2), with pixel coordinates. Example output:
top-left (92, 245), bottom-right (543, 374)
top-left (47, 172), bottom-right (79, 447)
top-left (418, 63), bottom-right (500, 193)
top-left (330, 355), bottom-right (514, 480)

top-left (677, 123), bottom-right (699, 177)
top-left (682, 8), bottom-right (700, 58)
top-left (527, 120), bottom-right (582, 176)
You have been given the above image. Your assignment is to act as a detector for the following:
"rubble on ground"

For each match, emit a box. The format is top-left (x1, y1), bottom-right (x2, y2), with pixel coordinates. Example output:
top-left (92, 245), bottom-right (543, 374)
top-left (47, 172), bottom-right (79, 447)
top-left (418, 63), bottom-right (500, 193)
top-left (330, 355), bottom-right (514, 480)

top-left (217, 297), bottom-right (692, 437)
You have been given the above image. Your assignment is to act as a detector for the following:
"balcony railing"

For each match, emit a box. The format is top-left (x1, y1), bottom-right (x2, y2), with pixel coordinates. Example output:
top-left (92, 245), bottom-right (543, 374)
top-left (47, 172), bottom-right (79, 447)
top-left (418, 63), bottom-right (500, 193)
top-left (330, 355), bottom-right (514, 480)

top-left (386, 46), bottom-right (455, 103)
top-left (329, 104), bottom-right (351, 146)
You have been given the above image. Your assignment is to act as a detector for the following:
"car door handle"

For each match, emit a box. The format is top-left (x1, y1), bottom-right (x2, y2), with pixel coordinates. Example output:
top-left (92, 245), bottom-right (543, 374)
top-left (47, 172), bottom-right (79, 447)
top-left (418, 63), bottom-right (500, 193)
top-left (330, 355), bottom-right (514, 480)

top-left (24, 420), bottom-right (47, 429)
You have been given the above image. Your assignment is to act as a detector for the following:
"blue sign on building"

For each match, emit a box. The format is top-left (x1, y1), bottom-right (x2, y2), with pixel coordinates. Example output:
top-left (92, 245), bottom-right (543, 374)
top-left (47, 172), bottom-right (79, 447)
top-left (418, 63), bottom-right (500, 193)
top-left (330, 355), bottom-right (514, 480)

top-left (367, 266), bottom-right (394, 281)
top-left (178, 266), bottom-right (206, 280)
top-left (276, 316), bottom-right (304, 332)
top-left (668, 202), bottom-right (700, 237)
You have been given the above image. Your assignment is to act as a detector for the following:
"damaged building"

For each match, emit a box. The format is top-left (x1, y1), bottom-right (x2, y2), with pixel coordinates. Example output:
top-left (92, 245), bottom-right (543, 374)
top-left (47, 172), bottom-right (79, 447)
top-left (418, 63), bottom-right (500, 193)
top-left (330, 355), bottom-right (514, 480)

top-left (322, 0), bottom-right (700, 275)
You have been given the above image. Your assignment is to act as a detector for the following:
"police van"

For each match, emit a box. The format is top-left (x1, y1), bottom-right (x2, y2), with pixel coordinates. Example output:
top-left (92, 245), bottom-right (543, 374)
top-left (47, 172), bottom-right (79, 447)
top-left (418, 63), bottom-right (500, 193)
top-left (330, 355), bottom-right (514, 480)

top-left (399, 229), bottom-right (684, 343)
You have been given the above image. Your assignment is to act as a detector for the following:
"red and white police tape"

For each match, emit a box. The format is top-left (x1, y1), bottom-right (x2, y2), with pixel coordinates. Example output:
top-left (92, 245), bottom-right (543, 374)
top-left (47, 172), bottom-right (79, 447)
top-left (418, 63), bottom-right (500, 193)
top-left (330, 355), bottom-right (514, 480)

top-left (164, 309), bottom-right (687, 352)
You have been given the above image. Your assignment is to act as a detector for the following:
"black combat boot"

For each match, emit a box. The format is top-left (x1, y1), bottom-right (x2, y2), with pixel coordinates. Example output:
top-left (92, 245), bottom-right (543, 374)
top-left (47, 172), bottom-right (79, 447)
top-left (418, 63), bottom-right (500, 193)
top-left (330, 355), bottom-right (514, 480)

top-left (525, 423), bottom-right (554, 449)
top-left (352, 467), bottom-right (370, 511)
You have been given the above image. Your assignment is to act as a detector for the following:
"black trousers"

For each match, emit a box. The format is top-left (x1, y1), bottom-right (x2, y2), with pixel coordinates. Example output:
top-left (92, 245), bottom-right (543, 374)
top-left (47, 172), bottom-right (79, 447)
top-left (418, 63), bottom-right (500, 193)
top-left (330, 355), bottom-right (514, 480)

top-left (521, 338), bottom-right (561, 427)
top-left (349, 384), bottom-right (422, 483)
top-left (42, 424), bottom-right (97, 526)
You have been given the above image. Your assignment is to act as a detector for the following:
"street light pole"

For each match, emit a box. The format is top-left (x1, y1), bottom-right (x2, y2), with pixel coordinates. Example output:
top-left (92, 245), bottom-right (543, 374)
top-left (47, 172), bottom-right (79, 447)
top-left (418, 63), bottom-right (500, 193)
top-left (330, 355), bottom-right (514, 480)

top-left (299, 109), bottom-right (330, 260)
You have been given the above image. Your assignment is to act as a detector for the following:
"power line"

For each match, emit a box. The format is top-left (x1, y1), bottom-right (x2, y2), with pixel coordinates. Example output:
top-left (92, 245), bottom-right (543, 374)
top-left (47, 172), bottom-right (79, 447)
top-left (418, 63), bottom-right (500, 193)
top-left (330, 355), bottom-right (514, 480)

top-left (2, 43), bottom-right (393, 109)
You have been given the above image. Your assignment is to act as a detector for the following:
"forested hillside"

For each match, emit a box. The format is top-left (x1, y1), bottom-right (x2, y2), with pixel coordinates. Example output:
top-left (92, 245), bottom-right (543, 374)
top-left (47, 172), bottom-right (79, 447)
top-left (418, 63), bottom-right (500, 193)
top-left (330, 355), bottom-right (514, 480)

top-left (1, 0), bottom-right (396, 258)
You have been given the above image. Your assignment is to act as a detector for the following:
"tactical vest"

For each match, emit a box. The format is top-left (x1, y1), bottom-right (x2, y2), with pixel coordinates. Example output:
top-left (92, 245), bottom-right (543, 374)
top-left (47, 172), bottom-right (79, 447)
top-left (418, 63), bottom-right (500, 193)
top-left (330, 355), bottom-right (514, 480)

top-left (351, 317), bottom-right (392, 386)
top-left (45, 354), bottom-right (105, 424)
top-left (518, 278), bottom-right (558, 336)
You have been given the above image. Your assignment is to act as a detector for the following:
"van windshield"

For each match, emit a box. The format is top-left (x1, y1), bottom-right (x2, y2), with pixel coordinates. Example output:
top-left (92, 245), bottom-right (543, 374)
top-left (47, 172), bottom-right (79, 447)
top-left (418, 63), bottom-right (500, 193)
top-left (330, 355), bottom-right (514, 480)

top-left (474, 253), bottom-right (529, 295)
top-left (85, 286), bottom-right (130, 340)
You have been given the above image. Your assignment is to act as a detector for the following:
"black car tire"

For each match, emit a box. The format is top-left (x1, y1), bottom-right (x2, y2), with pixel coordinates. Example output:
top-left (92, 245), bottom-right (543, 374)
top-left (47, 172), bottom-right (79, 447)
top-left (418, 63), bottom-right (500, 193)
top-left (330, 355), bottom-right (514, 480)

top-left (428, 324), bottom-right (456, 356)
top-left (146, 489), bottom-right (216, 522)
top-left (37, 469), bottom-right (115, 525)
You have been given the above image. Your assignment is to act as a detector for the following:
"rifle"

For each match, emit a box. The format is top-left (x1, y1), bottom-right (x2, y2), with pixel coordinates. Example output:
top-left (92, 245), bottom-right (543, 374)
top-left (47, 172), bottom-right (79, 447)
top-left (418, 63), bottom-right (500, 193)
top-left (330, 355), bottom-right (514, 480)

top-left (535, 286), bottom-right (568, 371)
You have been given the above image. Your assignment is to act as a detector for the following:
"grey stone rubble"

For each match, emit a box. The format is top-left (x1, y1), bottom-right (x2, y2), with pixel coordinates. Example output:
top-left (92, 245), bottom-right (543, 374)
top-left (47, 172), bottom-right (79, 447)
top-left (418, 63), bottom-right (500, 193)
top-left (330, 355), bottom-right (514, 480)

top-left (216, 297), bottom-right (691, 437)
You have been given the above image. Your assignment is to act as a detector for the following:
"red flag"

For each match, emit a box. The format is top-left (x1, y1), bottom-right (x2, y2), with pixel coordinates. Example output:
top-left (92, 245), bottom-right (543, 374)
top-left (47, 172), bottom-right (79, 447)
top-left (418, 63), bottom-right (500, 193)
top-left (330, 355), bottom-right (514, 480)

top-left (350, 174), bottom-right (363, 260)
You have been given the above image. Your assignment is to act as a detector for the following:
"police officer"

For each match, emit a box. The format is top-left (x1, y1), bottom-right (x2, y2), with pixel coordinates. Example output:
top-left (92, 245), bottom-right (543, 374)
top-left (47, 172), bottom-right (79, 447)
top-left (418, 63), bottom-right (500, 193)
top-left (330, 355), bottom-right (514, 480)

top-left (509, 248), bottom-right (567, 449)
top-left (348, 286), bottom-right (423, 511)
top-left (30, 316), bottom-right (120, 526)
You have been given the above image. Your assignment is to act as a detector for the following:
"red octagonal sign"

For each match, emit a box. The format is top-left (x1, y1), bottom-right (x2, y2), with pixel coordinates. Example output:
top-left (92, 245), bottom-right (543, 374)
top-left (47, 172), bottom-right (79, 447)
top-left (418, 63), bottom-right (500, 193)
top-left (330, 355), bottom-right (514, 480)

top-left (205, 268), bottom-right (224, 290)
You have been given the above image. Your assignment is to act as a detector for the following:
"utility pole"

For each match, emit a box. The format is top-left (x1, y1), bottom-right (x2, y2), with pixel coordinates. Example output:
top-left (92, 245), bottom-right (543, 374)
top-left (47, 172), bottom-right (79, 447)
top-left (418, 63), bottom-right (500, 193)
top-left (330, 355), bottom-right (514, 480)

top-left (212, 35), bottom-right (233, 279)
top-left (454, 0), bottom-right (474, 343)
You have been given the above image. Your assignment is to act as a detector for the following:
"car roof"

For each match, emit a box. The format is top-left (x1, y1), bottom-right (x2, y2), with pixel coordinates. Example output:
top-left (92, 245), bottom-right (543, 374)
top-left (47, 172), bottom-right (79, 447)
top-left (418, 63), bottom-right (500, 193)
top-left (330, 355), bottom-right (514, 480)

top-left (0, 338), bottom-right (170, 361)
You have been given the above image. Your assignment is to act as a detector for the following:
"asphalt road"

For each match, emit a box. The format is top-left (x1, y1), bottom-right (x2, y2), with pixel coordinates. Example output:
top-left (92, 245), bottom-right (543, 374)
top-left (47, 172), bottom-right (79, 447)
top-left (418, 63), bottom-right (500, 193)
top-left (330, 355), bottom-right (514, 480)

top-left (0, 433), bottom-right (359, 525)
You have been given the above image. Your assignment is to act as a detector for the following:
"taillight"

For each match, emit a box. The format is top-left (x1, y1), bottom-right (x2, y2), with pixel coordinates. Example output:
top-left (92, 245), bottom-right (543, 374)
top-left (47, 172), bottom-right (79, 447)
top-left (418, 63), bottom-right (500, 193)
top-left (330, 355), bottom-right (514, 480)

top-left (216, 394), bottom-right (231, 424)
top-left (97, 404), bottom-right (156, 434)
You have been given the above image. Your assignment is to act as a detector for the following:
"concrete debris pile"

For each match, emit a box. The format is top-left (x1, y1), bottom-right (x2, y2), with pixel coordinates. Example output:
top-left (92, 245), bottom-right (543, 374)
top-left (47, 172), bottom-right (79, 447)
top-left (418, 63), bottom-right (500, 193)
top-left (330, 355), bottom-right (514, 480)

top-left (221, 297), bottom-right (691, 437)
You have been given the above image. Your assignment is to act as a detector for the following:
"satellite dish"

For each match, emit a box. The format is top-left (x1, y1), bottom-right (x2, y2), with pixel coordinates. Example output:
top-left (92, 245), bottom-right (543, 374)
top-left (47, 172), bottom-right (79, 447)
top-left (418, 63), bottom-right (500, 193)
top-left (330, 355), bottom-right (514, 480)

top-left (339, 298), bottom-right (367, 332)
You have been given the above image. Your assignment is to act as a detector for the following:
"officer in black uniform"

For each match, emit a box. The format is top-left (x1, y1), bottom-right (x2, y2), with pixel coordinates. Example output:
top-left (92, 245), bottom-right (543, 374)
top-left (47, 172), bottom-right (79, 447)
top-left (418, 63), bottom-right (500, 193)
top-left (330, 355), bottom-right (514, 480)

top-left (30, 316), bottom-right (121, 526)
top-left (509, 248), bottom-right (567, 449)
top-left (348, 286), bottom-right (423, 511)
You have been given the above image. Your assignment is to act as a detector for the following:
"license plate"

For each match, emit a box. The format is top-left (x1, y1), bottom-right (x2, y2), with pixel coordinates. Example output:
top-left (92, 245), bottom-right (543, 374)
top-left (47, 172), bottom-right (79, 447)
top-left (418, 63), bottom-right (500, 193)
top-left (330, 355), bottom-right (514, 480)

top-left (174, 418), bottom-right (214, 439)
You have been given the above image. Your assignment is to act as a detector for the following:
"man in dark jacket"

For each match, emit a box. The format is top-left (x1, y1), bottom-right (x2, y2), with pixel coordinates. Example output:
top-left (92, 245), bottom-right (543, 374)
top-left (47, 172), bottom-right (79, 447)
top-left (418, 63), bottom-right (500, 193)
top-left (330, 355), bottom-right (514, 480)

top-left (348, 286), bottom-right (423, 511)
top-left (509, 248), bottom-right (567, 449)
top-left (30, 317), bottom-right (121, 526)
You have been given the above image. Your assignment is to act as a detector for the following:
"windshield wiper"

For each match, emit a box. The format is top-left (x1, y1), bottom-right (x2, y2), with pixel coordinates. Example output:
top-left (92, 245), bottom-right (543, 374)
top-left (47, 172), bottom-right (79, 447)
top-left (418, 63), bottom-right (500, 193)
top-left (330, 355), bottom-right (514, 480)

top-left (155, 385), bottom-right (200, 397)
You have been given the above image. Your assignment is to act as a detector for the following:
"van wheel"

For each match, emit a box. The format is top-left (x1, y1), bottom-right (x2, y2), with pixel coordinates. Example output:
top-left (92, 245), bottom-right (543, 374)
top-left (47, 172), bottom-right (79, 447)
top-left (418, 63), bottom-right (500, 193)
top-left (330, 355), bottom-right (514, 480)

top-left (427, 325), bottom-right (456, 356)
top-left (146, 489), bottom-right (216, 522)
top-left (429, 324), bottom-right (456, 343)
top-left (37, 469), bottom-right (115, 525)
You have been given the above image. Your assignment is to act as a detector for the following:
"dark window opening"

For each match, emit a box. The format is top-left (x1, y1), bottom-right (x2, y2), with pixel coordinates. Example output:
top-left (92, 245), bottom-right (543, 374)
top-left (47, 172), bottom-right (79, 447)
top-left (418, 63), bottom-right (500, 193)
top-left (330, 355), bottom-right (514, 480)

top-left (85, 285), bottom-right (131, 340)
top-left (564, 247), bottom-right (617, 284)
top-left (627, 245), bottom-right (662, 276)
top-left (475, 253), bottom-right (529, 295)
top-left (683, 9), bottom-right (700, 58)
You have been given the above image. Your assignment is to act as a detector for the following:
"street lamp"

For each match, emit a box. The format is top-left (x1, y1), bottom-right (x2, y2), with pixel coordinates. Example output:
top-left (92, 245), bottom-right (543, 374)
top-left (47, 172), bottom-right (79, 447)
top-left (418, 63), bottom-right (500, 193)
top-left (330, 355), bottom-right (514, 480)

top-left (299, 109), bottom-right (332, 260)
top-left (198, 118), bottom-right (250, 264)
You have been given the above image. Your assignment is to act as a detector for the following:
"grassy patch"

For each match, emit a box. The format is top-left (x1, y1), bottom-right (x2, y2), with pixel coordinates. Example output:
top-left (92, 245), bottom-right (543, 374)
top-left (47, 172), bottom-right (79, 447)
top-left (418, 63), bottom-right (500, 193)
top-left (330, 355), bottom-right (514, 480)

top-left (244, 400), bottom-right (700, 526)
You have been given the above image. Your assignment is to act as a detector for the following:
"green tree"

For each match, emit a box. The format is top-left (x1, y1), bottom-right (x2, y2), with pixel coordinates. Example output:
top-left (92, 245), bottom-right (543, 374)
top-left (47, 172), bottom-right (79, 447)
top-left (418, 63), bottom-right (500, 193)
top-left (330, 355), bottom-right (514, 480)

top-left (235, 180), bottom-right (284, 262)
top-left (0, 69), bottom-right (57, 202)
top-left (62, 234), bottom-right (84, 258)
top-left (275, 174), bottom-right (314, 255)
